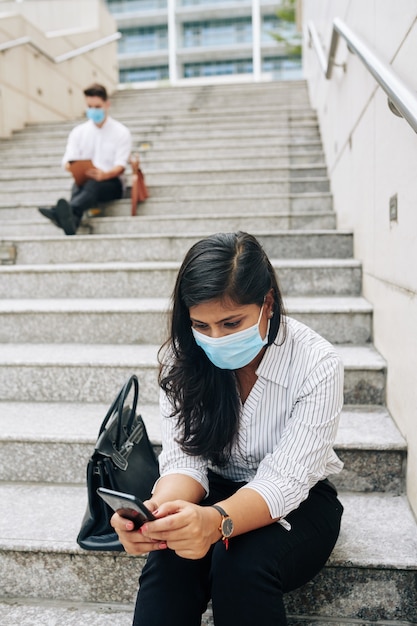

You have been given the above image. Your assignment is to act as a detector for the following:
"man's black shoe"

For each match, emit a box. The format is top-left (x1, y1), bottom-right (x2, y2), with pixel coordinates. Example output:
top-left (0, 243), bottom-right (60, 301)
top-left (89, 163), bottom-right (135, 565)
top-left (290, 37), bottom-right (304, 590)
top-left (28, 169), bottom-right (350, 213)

top-left (55, 198), bottom-right (76, 236)
top-left (38, 207), bottom-right (61, 229)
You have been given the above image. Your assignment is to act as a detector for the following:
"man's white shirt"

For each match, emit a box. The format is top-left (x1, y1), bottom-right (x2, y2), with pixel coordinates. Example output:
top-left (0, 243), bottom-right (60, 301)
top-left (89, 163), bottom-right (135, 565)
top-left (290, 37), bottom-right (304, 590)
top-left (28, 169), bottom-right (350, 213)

top-left (62, 117), bottom-right (132, 176)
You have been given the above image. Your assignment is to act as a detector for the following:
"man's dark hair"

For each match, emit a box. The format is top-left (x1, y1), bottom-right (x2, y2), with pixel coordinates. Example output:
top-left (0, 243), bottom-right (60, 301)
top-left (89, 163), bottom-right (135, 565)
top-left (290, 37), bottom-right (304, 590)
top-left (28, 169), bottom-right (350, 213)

top-left (83, 83), bottom-right (108, 101)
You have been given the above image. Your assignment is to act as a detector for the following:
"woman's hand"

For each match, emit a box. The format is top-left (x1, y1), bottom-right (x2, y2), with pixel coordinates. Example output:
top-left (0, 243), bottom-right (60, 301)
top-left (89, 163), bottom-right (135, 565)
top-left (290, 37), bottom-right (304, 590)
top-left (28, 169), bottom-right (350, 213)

top-left (139, 501), bottom-right (221, 560)
top-left (111, 500), bottom-right (221, 560)
top-left (111, 499), bottom-right (167, 555)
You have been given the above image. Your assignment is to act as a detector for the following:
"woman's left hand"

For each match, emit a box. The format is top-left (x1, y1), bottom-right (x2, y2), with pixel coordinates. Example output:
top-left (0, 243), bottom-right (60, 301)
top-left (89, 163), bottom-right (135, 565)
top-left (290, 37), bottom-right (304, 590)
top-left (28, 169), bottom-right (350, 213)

top-left (141, 500), bottom-right (221, 560)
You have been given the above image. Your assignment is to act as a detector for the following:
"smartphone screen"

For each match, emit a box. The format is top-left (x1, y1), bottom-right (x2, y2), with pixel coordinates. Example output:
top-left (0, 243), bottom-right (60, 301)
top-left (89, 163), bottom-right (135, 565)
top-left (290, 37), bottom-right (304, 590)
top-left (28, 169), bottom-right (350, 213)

top-left (97, 487), bottom-right (156, 529)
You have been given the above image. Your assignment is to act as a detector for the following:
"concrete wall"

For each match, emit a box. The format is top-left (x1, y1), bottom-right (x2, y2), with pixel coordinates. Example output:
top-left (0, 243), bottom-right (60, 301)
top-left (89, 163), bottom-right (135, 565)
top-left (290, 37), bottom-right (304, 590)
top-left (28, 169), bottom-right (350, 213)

top-left (302, 0), bottom-right (417, 516)
top-left (0, 0), bottom-right (119, 136)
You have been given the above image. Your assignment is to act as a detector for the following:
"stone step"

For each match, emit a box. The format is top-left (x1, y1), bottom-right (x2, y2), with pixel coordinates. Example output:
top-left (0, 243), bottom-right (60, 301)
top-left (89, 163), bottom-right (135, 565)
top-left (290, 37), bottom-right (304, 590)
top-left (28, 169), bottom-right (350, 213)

top-left (11, 118), bottom-right (318, 142)
top-left (114, 99), bottom-right (316, 113)
top-left (0, 484), bottom-right (414, 622)
top-left (0, 599), bottom-right (135, 626)
top-left (0, 599), bottom-right (411, 626)
top-left (21, 100), bottom-right (314, 121)
top-left (0, 138), bottom-right (324, 159)
top-left (7, 116), bottom-right (318, 136)
top-left (149, 179), bottom-right (331, 198)
top-left (116, 83), bottom-right (307, 96)
top-left (17, 110), bottom-right (317, 133)
top-left (20, 101), bottom-right (313, 125)
top-left (17, 111), bottom-right (316, 137)
top-left (0, 211), bottom-right (338, 236)
top-left (8, 124), bottom-right (320, 147)
top-left (1, 131), bottom-right (321, 151)
top-left (0, 150), bottom-right (325, 168)
top-left (0, 191), bottom-right (334, 218)
top-left (16, 103), bottom-right (317, 125)
top-left (18, 110), bottom-right (287, 130)
top-left (0, 165), bottom-right (328, 184)
top-left (6, 231), bottom-right (353, 264)
top-left (108, 192), bottom-right (333, 214)
top-left (88, 209), bottom-right (337, 233)
top-left (0, 179), bottom-right (330, 204)
top-left (0, 296), bottom-right (372, 345)
top-left (0, 343), bottom-right (386, 405)
top-left (0, 402), bottom-right (405, 492)
top-left (88, 186), bottom-right (333, 214)
top-left (0, 259), bottom-right (362, 298)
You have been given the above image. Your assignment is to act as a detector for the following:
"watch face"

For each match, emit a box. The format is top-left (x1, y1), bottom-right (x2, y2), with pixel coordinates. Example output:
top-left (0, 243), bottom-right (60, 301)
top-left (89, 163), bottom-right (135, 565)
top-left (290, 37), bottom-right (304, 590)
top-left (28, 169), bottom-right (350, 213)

top-left (222, 517), bottom-right (234, 538)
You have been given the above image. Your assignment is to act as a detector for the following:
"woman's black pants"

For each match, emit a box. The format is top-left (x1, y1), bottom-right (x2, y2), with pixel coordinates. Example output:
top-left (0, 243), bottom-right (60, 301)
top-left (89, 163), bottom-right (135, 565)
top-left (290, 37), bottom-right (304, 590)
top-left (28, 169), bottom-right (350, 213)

top-left (132, 474), bottom-right (343, 626)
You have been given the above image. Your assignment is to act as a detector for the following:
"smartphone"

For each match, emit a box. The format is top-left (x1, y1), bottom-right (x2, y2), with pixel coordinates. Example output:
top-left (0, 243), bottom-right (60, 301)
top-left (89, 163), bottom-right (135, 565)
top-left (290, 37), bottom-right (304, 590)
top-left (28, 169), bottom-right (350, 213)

top-left (97, 487), bottom-right (156, 530)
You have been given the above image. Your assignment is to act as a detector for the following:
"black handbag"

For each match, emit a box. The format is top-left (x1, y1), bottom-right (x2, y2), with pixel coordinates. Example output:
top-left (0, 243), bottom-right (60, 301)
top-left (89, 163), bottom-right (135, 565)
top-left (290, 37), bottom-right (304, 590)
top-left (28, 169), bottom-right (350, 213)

top-left (77, 374), bottom-right (160, 551)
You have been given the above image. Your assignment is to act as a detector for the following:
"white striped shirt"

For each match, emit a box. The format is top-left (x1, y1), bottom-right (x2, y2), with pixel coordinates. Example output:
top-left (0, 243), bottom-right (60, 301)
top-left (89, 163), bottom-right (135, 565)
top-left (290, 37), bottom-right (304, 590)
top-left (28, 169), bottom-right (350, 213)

top-left (158, 316), bottom-right (344, 521)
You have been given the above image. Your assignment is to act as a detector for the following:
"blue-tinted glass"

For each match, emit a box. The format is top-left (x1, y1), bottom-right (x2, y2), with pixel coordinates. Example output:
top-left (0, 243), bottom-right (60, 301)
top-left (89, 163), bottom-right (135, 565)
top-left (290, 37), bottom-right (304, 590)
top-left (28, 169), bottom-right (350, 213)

top-left (181, 0), bottom-right (243, 4)
top-left (118, 26), bottom-right (168, 53)
top-left (184, 58), bottom-right (253, 78)
top-left (120, 65), bottom-right (169, 82)
top-left (262, 56), bottom-right (302, 79)
top-left (183, 18), bottom-right (252, 47)
top-left (107, 0), bottom-right (167, 14)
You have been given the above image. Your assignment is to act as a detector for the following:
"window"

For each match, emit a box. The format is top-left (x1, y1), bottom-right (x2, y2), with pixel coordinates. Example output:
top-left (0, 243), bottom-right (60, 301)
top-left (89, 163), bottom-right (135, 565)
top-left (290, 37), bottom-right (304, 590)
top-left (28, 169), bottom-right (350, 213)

top-left (184, 58), bottom-right (253, 77)
top-left (181, 0), bottom-right (242, 5)
top-left (106, 0), bottom-right (167, 14)
top-left (120, 65), bottom-right (169, 82)
top-left (262, 56), bottom-right (302, 79)
top-left (119, 26), bottom-right (168, 53)
top-left (183, 18), bottom-right (252, 48)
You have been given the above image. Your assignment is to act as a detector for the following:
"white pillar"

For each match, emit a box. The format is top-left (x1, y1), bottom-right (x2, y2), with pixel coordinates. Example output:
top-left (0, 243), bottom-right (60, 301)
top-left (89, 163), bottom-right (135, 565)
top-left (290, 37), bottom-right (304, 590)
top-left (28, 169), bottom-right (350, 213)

top-left (168, 0), bottom-right (177, 84)
top-left (252, 0), bottom-right (261, 81)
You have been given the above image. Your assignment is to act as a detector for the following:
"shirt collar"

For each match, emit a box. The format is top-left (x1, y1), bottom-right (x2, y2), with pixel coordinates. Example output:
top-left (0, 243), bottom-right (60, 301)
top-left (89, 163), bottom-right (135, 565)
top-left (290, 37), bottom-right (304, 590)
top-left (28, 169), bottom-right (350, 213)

top-left (256, 317), bottom-right (291, 388)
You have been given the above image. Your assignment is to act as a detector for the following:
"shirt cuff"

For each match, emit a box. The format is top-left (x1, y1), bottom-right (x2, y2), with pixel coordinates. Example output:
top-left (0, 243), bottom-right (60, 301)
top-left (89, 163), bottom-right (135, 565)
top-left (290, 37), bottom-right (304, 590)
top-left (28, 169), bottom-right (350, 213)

top-left (240, 480), bottom-right (287, 520)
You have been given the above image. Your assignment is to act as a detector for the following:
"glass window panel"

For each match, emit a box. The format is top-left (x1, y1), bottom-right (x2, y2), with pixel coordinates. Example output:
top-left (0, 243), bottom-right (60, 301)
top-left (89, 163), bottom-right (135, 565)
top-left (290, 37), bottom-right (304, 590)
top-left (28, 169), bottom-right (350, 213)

top-left (118, 26), bottom-right (168, 53)
top-left (262, 56), bottom-right (302, 79)
top-left (184, 58), bottom-right (253, 78)
top-left (120, 65), bottom-right (169, 82)
top-left (182, 18), bottom-right (252, 48)
top-left (106, 0), bottom-right (167, 14)
top-left (181, 0), bottom-right (243, 5)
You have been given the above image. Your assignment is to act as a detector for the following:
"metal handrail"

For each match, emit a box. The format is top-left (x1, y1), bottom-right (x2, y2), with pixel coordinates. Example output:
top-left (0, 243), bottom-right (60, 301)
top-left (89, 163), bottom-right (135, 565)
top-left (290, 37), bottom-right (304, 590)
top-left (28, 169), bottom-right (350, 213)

top-left (0, 32), bottom-right (121, 63)
top-left (307, 18), bottom-right (417, 134)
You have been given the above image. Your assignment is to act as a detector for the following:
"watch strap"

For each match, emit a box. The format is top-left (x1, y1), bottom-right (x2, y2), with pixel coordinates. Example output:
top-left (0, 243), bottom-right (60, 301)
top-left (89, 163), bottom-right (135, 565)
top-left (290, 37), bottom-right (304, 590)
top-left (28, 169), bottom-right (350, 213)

top-left (211, 504), bottom-right (231, 550)
top-left (211, 504), bottom-right (228, 518)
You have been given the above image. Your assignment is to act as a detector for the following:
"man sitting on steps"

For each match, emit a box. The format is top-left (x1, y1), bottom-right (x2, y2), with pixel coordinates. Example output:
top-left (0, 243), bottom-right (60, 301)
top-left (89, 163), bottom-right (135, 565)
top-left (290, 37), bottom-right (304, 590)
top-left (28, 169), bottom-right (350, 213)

top-left (38, 83), bottom-right (132, 236)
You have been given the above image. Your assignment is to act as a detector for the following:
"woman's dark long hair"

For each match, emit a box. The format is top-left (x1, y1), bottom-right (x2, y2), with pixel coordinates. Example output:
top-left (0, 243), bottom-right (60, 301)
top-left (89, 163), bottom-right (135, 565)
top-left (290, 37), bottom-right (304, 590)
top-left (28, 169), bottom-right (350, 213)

top-left (158, 231), bottom-right (285, 467)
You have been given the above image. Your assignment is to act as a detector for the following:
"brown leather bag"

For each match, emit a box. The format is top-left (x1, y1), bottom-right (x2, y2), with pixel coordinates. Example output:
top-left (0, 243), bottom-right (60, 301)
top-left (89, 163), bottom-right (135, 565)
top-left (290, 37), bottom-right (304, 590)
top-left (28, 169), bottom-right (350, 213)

top-left (130, 153), bottom-right (149, 216)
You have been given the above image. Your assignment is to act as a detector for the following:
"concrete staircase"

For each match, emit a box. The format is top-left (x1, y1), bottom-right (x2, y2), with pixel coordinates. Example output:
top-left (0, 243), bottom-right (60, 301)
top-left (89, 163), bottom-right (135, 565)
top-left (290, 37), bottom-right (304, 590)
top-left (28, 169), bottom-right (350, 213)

top-left (0, 81), bottom-right (416, 625)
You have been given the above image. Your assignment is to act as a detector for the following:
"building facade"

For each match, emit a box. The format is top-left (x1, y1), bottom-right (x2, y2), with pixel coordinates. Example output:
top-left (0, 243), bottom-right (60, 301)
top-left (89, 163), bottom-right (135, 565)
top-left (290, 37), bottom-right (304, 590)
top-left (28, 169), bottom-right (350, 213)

top-left (105, 0), bottom-right (301, 84)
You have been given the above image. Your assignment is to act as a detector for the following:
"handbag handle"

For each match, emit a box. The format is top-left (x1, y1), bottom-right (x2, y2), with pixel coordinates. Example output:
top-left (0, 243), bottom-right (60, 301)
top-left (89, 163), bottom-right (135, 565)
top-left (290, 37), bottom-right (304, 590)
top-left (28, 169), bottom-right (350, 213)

top-left (99, 375), bottom-right (139, 448)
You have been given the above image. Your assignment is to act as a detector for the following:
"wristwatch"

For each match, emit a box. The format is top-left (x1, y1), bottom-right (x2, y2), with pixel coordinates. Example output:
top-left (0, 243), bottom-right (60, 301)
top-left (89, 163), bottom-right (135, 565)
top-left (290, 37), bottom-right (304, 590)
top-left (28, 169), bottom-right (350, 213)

top-left (211, 504), bottom-right (234, 550)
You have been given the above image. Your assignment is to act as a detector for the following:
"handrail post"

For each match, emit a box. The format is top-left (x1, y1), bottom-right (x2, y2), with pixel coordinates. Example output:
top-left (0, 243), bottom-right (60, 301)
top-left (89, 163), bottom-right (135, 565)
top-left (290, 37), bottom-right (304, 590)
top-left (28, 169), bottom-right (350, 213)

top-left (325, 25), bottom-right (340, 79)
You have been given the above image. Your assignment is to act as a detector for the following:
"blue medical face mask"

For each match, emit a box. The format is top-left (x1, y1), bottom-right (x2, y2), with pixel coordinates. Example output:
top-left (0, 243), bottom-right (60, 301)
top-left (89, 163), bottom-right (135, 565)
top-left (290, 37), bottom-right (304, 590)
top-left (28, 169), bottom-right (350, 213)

top-left (86, 107), bottom-right (106, 124)
top-left (192, 305), bottom-right (270, 370)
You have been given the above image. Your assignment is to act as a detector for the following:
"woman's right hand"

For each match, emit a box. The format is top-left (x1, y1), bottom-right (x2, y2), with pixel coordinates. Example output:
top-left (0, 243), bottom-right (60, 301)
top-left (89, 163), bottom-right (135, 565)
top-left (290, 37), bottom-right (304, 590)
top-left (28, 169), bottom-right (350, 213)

top-left (110, 500), bottom-right (168, 555)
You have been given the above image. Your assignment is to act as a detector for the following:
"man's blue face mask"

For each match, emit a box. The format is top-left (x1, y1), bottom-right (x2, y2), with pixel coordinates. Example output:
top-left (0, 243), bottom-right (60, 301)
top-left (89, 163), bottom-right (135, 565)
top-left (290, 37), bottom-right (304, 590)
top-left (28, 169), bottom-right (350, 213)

top-left (86, 107), bottom-right (106, 124)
